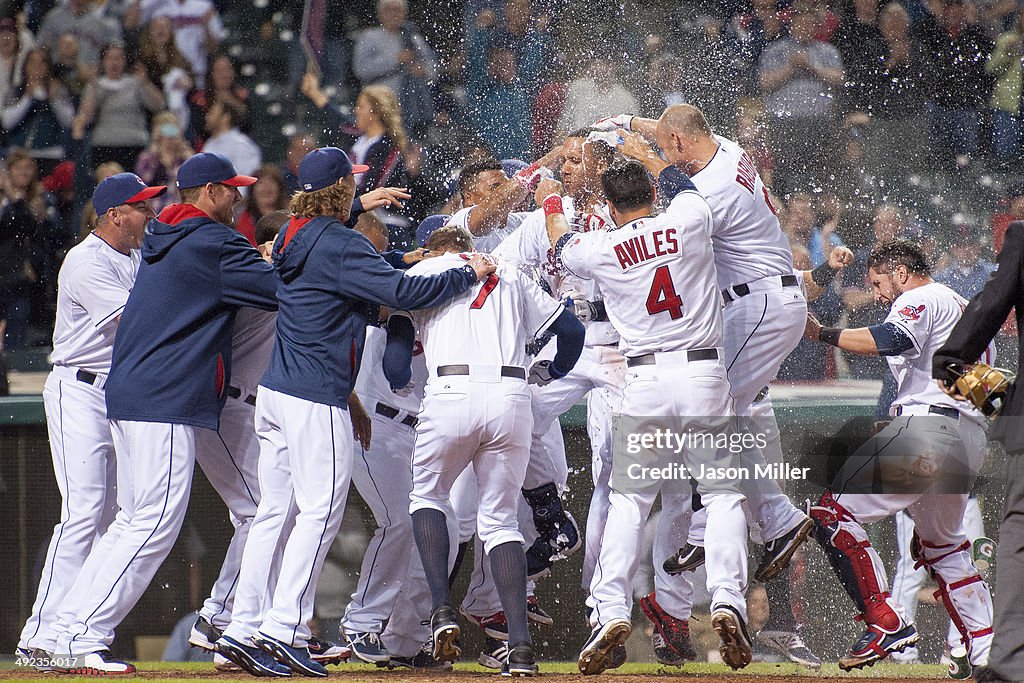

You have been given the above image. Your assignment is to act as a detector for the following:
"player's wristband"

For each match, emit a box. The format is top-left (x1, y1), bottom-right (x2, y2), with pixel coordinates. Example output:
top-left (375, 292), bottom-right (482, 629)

top-left (542, 194), bottom-right (564, 217)
top-left (819, 327), bottom-right (842, 346)
top-left (513, 162), bottom-right (541, 191)
top-left (811, 262), bottom-right (839, 287)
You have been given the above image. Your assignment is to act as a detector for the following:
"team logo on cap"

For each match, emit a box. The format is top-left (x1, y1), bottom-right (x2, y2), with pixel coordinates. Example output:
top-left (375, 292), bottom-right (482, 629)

top-left (897, 304), bottom-right (925, 321)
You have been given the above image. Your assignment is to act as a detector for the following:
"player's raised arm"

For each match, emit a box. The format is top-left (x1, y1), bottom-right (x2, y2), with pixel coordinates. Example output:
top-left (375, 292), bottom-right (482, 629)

top-left (801, 245), bottom-right (854, 301)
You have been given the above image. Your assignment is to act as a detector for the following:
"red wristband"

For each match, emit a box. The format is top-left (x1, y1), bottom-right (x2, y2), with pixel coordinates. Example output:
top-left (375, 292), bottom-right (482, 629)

top-left (542, 194), bottom-right (563, 217)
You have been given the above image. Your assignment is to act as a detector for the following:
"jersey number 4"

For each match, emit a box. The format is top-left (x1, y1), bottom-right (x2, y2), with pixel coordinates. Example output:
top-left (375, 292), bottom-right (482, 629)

top-left (646, 265), bottom-right (683, 319)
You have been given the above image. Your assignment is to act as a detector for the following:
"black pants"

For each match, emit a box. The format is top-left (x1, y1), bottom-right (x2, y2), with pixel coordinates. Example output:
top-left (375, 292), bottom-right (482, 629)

top-left (989, 451), bottom-right (1024, 681)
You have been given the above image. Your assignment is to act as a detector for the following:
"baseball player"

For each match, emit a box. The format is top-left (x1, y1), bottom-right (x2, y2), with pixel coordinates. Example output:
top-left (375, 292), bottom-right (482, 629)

top-left (385, 224), bottom-right (585, 676)
top-left (46, 153), bottom-right (277, 675)
top-left (804, 239), bottom-right (994, 672)
top-left (491, 129), bottom-right (625, 580)
top-left (604, 106), bottom-right (815, 660)
top-left (14, 174), bottom-right (165, 673)
top-left (214, 148), bottom-right (495, 677)
top-left (545, 157), bottom-right (751, 673)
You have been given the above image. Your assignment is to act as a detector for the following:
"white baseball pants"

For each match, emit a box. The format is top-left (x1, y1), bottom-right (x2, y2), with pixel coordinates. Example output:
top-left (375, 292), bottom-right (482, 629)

top-left (19, 371), bottom-right (119, 653)
top-left (223, 388), bottom-right (353, 647)
top-left (342, 407), bottom-right (417, 634)
top-left (587, 356), bottom-right (748, 625)
top-left (193, 395), bottom-right (262, 630)
top-left (53, 420), bottom-right (197, 657)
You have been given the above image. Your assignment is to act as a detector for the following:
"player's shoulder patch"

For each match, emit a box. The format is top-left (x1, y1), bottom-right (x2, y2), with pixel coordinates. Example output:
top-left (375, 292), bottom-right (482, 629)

top-left (897, 303), bottom-right (926, 321)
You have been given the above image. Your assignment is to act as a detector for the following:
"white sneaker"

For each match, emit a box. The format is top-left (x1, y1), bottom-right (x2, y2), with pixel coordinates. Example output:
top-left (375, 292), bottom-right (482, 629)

top-left (60, 651), bottom-right (136, 675)
top-left (214, 653), bottom-right (242, 672)
top-left (890, 645), bottom-right (921, 665)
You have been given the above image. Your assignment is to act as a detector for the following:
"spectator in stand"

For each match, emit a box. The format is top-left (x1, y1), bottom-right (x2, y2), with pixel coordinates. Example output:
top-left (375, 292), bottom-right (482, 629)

top-left (201, 98), bottom-right (260, 179)
top-left (916, 0), bottom-right (993, 166)
top-left (758, 9), bottom-right (845, 192)
top-left (139, 16), bottom-right (193, 128)
top-left (935, 225), bottom-right (997, 298)
top-left (134, 110), bottom-right (193, 212)
top-left (352, 0), bottom-right (437, 135)
top-left (51, 33), bottom-right (93, 99)
top-left (735, 98), bottom-right (775, 188)
top-left (674, 15), bottom-right (746, 131)
top-left (558, 57), bottom-right (638, 133)
top-left (144, 0), bottom-right (225, 88)
top-left (186, 53), bottom-right (247, 145)
top-left (778, 244), bottom-right (840, 380)
top-left (342, 85), bottom-right (408, 193)
top-left (0, 149), bottom-right (52, 347)
top-left (987, 10), bottom-right (1024, 168)
top-left (783, 192), bottom-right (844, 267)
top-left (281, 130), bottom-right (317, 193)
top-left (531, 53), bottom-right (567, 157)
top-left (730, 0), bottom-right (785, 76)
top-left (470, 0), bottom-right (552, 99)
top-left (468, 46), bottom-right (532, 160)
top-left (36, 0), bottom-right (119, 66)
top-left (41, 159), bottom-right (76, 246)
top-left (866, 2), bottom-right (930, 173)
top-left (833, 0), bottom-right (887, 114)
top-left (74, 44), bottom-right (165, 169)
top-left (0, 17), bottom-right (31, 108)
top-left (1, 48), bottom-right (74, 169)
top-left (235, 163), bottom-right (287, 246)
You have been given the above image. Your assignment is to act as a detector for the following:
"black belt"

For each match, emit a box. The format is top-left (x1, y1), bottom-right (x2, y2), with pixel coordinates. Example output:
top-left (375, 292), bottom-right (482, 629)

top-left (723, 274), bottom-right (800, 303)
top-left (626, 348), bottom-right (720, 367)
top-left (436, 364), bottom-right (527, 379)
top-left (76, 369), bottom-right (102, 386)
top-left (375, 402), bottom-right (419, 428)
top-left (227, 386), bottom-right (257, 406)
top-left (894, 404), bottom-right (960, 420)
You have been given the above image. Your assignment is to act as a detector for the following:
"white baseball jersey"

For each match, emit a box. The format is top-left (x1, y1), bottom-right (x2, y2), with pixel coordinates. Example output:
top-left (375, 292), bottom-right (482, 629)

top-left (689, 135), bottom-right (793, 290)
top-left (354, 324), bottom-right (428, 413)
top-left (492, 199), bottom-right (618, 345)
top-left (884, 281), bottom-right (993, 419)
top-left (397, 253), bottom-right (563, 373)
top-left (50, 233), bottom-right (140, 374)
top-left (448, 206), bottom-right (529, 255)
top-left (228, 307), bottom-right (277, 395)
top-left (560, 189), bottom-right (722, 356)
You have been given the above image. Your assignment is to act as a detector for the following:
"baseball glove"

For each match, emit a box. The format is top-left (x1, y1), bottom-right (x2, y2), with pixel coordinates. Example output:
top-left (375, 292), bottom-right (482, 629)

top-left (946, 362), bottom-right (1014, 416)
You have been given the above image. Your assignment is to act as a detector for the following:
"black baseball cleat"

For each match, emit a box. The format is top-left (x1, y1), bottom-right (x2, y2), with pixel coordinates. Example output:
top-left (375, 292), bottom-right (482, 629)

top-left (188, 615), bottom-right (222, 651)
top-left (502, 644), bottom-right (539, 677)
top-left (757, 629), bottom-right (822, 669)
top-left (711, 603), bottom-right (752, 670)
top-left (663, 543), bottom-right (705, 575)
top-left (577, 618), bottom-right (631, 675)
top-left (838, 622), bottom-right (919, 671)
top-left (527, 595), bottom-right (554, 625)
top-left (429, 605), bottom-right (462, 664)
top-left (307, 635), bottom-right (351, 665)
top-left (387, 642), bottom-right (453, 671)
top-left (252, 632), bottom-right (327, 677)
top-left (479, 637), bottom-right (509, 670)
top-left (753, 516), bottom-right (814, 582)
top-left (215, 636), bottom-right (292, 677)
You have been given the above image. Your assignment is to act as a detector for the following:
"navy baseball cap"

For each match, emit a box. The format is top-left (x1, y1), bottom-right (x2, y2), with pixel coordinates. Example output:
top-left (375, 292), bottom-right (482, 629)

top-left (501, 159), bottom-right (529, 178)
top-left (299, 147), bottom-right (369, 192)
top-left (416, 214), bottom-right (450, 247)
top-left (93, 173), bottom-right (167, 215)
top-left (176, 152), bottom-right (257, 189)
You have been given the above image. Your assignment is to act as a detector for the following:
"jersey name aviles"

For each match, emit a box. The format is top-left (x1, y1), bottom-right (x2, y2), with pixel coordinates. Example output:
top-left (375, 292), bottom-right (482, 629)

top-left (885, 281), bottom-right (992, 420)
top-left (50, 233), bottom-right (140, 374)
top-left (398, 253), bottom-right (563, 373)
top-left (690, 135), bottom-right (793, 291)
top-left (560, 190), bottom-right (723, 356)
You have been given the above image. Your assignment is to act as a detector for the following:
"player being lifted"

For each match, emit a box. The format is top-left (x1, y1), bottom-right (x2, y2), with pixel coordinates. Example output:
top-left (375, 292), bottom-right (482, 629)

top-left (543, 157), bottom-right (753, 673)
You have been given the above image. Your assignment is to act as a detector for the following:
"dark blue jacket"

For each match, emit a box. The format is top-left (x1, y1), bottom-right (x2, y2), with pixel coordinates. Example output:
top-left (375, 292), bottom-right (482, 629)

top-left (260, 215), bottom-right (477, 407)
top-left (106, 204), bottom-right (278, 430)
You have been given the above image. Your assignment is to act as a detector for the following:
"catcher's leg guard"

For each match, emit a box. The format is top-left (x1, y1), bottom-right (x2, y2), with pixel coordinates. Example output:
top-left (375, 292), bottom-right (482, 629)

top-left (808, 492), bottom-right (917, 670)
top-left (913, 533), bottom-right (994, 666)
top-left (808, 491), bottom-right (902, 629)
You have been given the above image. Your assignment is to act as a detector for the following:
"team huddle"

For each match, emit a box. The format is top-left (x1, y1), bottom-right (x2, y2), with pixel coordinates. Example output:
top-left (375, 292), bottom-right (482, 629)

top-left (14, 102), bottom-right (997, 678)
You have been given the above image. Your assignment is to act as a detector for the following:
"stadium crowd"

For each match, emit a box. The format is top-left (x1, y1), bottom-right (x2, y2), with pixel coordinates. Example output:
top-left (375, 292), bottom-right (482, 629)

top-left (0, 0), bottom-right (1019, 380)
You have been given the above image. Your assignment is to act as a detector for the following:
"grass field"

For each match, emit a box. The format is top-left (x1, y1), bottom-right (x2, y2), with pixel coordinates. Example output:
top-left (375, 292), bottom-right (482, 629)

top-left (0, 660), bottom-right (949, 682)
